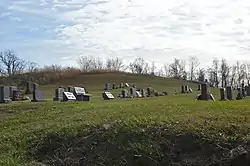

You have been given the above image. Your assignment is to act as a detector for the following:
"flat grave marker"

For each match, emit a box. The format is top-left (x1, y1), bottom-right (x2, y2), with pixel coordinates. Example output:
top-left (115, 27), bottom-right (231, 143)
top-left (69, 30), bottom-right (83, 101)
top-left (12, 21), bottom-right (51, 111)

top-left (63, 92), bottom-right (76, 101)
top-left (102, 92), bottom-right (115, 100)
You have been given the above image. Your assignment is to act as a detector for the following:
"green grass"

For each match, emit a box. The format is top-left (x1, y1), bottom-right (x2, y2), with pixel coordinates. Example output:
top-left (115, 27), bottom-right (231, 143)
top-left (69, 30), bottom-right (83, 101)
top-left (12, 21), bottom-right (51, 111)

top-left (0, 72), bottom-right (249, 166)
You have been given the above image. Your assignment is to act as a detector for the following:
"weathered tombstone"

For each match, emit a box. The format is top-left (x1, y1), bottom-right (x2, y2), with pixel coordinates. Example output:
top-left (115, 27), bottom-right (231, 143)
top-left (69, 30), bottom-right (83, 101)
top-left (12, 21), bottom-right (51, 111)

top-left (130, 87), bottom-right (137, 97)
top-left (147, 87), bottom-right (154, 97)
top-left (125, 83), bottom-right (129, 87)
top-left (73, 87), bottom-right (91, 101)
top-left (162, 92), bottom-right (168, 96)
top-left (196, 83), bottom-right (215, 101)
top-left (119, 83), bottom-right (124, 88)
top-left (0, 85), bottom-right (11, 103)
top-left (181, 85), bottom-right (185, 93)
top-left (25, 82), bottom-right (33, 94)
top-left (102, 92), bottom-right (115, 100)
top-left (141, 89), bottom-right (147, 97)
top-left (236, 88), bottom-right (243, 100)
top-left (63, 92), bottom-right (76, 101)
top-left (31, 83), bottom-right (47, 102)
top-left (198, 84), bottom-right (201, 91)
top-left (189, 88), bottom-right (193, 93)
top-left (112, 83), bottom-right (117, 89)
top-left (184, 85), bottom-right (189, 93)
top-left (220, 88), bottom-right (226, 101)
top-left (53, 88), bottom-right (65, 101)
top-left (121, 89), bottom-right (129, 98)
top-left (67, 86), bottom-right (74, 93)
top-left (132, 84), bottom-right (136, 88)
top-left (104, 83), bottom-right (111, 90)
top-left (226, 86), bottom-right (233, 100)
top-left (136, 91), bottom-right (142, 98)
top-left (9, 86), bottom-right (19, 101)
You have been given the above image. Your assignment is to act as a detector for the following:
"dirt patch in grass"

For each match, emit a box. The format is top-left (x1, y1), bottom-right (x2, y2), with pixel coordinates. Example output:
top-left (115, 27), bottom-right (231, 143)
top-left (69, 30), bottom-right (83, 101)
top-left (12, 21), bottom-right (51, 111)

top-left (27, 124), bottom-right (250, 166)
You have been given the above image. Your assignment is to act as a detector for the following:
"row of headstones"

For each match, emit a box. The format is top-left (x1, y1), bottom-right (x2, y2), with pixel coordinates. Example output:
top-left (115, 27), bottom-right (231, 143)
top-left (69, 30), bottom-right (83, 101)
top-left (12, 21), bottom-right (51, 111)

top-left (181, 85), bottom-right (193, 93)
top-left (0, 85), bottom-right (20, 103)
top-left (103, 87), bottom-right (168, 100)
top-left (53, 86), bottom-right (91, 102)
top-left (104, 82), bottom-right (130, 90)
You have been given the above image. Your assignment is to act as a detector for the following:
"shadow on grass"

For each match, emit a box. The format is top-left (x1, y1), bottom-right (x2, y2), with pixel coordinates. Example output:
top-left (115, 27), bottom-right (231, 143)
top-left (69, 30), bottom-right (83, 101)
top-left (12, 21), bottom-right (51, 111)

top-left (26, 124), bottom-right (249, 166)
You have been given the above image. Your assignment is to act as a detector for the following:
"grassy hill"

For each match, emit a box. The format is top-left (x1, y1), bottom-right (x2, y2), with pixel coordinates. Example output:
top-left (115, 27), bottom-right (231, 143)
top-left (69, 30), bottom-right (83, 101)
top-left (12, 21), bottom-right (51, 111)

top-left (0, 72), bottom-right (249, 166)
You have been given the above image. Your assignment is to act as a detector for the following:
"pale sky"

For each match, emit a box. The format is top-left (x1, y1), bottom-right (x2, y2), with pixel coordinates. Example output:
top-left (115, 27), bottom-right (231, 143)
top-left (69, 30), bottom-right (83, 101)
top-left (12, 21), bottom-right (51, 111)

top-left (0, 0), bottom-right (250, 68)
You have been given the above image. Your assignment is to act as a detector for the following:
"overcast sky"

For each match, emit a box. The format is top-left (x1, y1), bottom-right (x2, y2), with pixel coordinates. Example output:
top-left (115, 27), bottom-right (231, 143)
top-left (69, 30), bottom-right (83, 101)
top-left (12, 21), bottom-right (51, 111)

top-left (0, 0), bottom-right (250, 68)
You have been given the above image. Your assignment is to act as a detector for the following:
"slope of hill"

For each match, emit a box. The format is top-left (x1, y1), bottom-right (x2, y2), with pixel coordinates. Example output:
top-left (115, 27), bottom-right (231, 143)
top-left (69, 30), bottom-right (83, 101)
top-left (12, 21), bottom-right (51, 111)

top-left (0, 72), bottom-right (249, 166)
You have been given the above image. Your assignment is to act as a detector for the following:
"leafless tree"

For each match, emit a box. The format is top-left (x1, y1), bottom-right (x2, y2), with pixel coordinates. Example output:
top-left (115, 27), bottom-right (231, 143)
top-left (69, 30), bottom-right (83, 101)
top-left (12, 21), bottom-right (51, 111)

top-left (197, 68), bottom-right (206, 82)
top-left (188, 56), bottom-right (200, 81)
top-left (77, 56), bottom-right (99, 72)
top-left (0, 50), bottom-right (27, 76)
top-left (163, 64), bottom-right (170, 77)
top-left (27, 61), bottom-right (39, 73)
top-left (168, 58), bottom-right (186, 79)
top-left (106, 57), bottom-right (124, 71)
top-left (150, 61), bottom-right (156, 75)
top-left (230, 64), bottom-right (237, 86)
top-left (235, 61), bottom-right (246, 86)
top-left (208, 59), bottom-right (220, 87)
top-left (129, 57), bottom-right (149, 74)
top-left (220, 58), bottom-right (230, 87)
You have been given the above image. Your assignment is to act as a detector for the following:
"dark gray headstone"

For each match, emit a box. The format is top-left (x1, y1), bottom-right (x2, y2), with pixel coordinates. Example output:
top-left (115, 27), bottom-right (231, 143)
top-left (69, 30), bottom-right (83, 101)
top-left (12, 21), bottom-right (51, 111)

top-left (130, 87), bottom-right (137, 97)
top-left (67, 86), bottom-right (74, 93)
top-left (197, 83), bottom-right (215, 101)
top-left (141, 89), bottom-right (147, 97)
top-left (53, 88), bottom-right (65, 101)
top-left (0, 86), bottom-right (11, 103)
top-left (63, 92), bottom-right (76, 101)
top-left (73, 87), bottom-right (90, 101)
top-left (147, 87), bottom-right (154, 97)
top-left (121, 89), bottom-right (129, 98)
top-left (198, 84), bottom-right (201, 91)
top-left (102, 92), bottom-right (115, 100)
top-left (25, 82), bottom-right (33, 94)
top-left (220, 88), bottom-right (226, 101)
top-left (112, 83), bottom-right (117, 89)
top-left (104, 83), bottom-right (111, 90)
top-left (184, 85), bottom-right (189, 92)
top-left (181, 85), bottom-right (185, 93)
top-left (236, 88), bottom-right (243, 100)
top-left (119, 83), bottom-right (124, 88)
top-left (226, 86), bottom-right (233, 100)
top-left (9, 86), bottom-right (19, 101)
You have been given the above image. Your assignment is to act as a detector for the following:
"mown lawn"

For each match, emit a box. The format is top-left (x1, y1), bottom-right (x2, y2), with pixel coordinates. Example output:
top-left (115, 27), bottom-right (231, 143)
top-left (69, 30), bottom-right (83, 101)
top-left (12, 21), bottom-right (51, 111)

top-left (0, 94), bottom-right (249, 165)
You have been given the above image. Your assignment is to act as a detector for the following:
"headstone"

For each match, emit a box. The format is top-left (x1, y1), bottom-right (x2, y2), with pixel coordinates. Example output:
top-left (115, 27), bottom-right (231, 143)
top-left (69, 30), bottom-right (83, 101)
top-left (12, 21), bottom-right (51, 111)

top-left (226, 86), bottom-right (233, 100)
top-left (141, 89), bottom-right (147, 97)
top-left (0, 86), bottom-right (11, 103)
top-left (236, 88), bottom-right (243, 100)
top-left (31, 83), bottom-right (47, 102)
top-left (188, 88), bottom-right (193, 93)
top-left (112, 83), bottom-right (117, 89)
top-left (147, 87), bottom-right (154, 97)
top-left (25, 82), bottom-right (33, 94)
top-left (125, 83), bottom-right (129, 87)
top-left (184, 85), bottom-right (189, 93)
top-left (196, 83), bottom-right (215, 101)
top-left (198, 84), bottom-right (201, 91)
top-left (104, 83), bottom-right (111, 90)
top-left (181, 85), bottom-right (185, 93)
top-left (220, 88), bottom-right (226, 101)
top-left (130, 87), bottom-right (137, 97)
top-left (102, 92), bottom-right (115, 100)
top-left (9, 86), bottom-right (19, 101)
top-left (247, 86), bottom-right (250, 96)
top-left (119, 83), bottom-right (124, 88)
top-left (73, 87), bottom-right (91, 101)
top-left (162, 92), bottom-right (168, 96)
top-left (63, 92), bottom-right (76, 101)
top-left (67, 86), bottom-right (74, 93)
top-left (121, 89), bottom-right (129, 98)
top-left (136, 91), bottom-right (142, 98)
top-left (132, 84), bottom-right (136, 88)
top-left (53, 88), bottom-right (65, 101)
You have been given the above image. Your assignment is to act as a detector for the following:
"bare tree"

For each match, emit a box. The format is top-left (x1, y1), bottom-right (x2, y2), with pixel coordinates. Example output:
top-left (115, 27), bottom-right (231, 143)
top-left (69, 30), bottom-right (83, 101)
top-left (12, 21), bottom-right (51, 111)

top-left (77, 56), bottom-right (99, 72)
top-left (0, 50), bottom-right (27, 76)
top-left (235, 61), bottom-right (246, 86)
top-left (197, 68), bottom-right (206, 82)
top-left (150, 61), bottom-right (156, 75)
top-left (129, 57), bottom-right (148, 74)
top-left (106, 57), bottom-right (124, 71)
top-left (188, 56), bottom-right (200, 81)
top-left (230, 64), bottom-right (237, 86)
top-left (163, 64), bottom-right (170, 77)
top-left (168, 58), bottom-right (186, 79)
top-left (27, 61), bottom-right (39, 73)
top-left (220, 58), bottom-right (230, 87)
top-left (208, 59), bottom-right (220, 87)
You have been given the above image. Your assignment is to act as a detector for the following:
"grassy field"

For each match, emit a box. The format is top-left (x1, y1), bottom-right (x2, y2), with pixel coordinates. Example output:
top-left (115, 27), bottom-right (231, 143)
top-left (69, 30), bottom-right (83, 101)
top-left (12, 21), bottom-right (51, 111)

top-left (0, 72), bottom-right (249, 166)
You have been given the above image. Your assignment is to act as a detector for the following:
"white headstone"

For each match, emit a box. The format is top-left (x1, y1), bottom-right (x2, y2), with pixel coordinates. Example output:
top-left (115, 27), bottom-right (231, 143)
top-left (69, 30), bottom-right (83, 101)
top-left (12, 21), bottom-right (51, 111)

top-left (63, 92), bottom-right (76, 101)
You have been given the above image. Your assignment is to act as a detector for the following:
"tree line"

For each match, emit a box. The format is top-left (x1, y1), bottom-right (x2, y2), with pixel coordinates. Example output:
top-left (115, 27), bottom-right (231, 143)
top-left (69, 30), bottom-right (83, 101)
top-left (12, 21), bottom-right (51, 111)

top-left (1, 49), bottom-right (248, 87)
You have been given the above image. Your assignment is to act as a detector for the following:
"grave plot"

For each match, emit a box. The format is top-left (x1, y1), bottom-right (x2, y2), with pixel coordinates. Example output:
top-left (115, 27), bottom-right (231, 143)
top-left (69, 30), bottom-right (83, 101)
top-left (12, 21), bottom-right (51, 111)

top-left (196, 83), bottom-right (215, 101)
top-left (53, 88), bottom-right (65, 101)
top-left (0, 85), bottom-right (12, 103)
top-left (63, 92), bottom-right (76, 102)
top-left (102, 92), bottom-right (115, 100)
top-left (31, 83), bottom-right (47, 102)
top-left (73, 87), bottom-right (91, 101)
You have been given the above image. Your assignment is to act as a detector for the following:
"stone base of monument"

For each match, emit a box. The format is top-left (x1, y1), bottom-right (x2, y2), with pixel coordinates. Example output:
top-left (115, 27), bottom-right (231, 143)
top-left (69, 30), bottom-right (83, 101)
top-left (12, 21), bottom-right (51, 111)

top-left (196, 94), bottom-right (216, 101)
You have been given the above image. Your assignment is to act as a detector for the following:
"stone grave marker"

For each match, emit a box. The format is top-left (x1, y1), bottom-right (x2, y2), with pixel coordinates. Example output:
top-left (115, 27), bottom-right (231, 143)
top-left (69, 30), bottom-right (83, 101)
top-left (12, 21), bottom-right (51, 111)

top-left (132, 84), bottom-right (136, 88)
top-left (53, 88), bottom-right (65, 101)
top-left (147, 87), bottom-right (154, 97)
top-left (162, 92), bottom-right (168, 96)
top-left (236, 88), bottom-right (243, 100)
top-left (104, 83), bottom-right (111, 90)
top-left (196, 83), bottom-right (215, 101)
top-left (130, 87), bottom-right (137, 97)
top-left (125, 83), bottom-right (129, 87)
top-left (220, 88), bottom-right (226, 101)
top-left (25, 82), bottom-right (33, 94)
top-left (112, 83), bottom-right (117, 89)
top-left (63, 92), bottom-right (76, 101)
top-left (226, 86), bottom-right (233, 100)
top-left (184, 85), bottom-right (189, 93)
top-left (9, 86), bottom-right (19, 101)
top-left (119, 83), bottom-right (124, 88)
top-left (121, 89), bottom-right (129, 98)
top-left (141, 89), bottom-right (147, 97)
top-left (181, 85), bottom-right (185, 93)
top-left (31, 83), bottom-right (47, 102)
top-left (136, 91), bottom-right (142, 98)
top-left (0, 85), bottom-right (11, 103)
top-left (189, 88), bottom-right (193, 93)
top-left (73, 87), bottom-right (91, 101)
top-left (102, 92), bottom-right (115, 100)
top-left (198, 84), bottom-right (201, 91)
top-left (67, 86), bottom-right (74, 93)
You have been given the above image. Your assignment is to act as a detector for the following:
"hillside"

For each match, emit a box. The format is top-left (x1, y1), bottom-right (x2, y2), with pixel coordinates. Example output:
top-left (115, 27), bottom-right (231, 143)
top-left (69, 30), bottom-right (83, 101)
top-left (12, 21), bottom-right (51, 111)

top-left (0, 72), bottom-right (249, 166)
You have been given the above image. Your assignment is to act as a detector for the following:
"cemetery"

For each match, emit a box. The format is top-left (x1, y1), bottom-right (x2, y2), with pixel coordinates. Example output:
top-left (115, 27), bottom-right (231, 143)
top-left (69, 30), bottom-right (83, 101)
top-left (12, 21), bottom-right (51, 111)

top-left (0, 72), bottom-right (249, 166)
